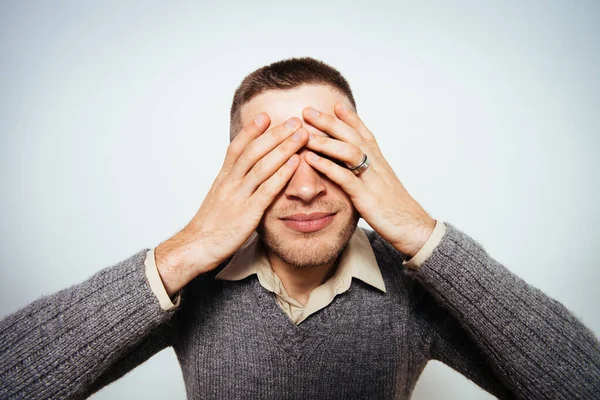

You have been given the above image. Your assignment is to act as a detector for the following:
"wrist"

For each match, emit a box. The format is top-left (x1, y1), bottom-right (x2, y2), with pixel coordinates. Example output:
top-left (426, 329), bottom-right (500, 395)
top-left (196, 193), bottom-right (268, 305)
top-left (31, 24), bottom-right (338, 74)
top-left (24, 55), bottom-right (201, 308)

top-left (155, 233), bottom-right (210, 297)
top-left (395, 217), bottom-right (436, 259)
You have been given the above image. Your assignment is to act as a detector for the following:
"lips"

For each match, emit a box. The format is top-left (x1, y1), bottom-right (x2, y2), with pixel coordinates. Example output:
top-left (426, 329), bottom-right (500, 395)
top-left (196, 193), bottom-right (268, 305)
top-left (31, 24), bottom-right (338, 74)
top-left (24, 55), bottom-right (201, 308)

top-left (281, 212), bottom-right (335, 233)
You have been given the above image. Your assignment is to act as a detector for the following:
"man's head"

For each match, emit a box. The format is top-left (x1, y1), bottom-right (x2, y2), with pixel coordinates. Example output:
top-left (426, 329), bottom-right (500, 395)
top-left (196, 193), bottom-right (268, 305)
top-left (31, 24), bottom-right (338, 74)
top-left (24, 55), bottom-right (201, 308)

top-left (231, 58), bottom-right (359, 269)
top-left (230, 57), bottom-right (356, 140)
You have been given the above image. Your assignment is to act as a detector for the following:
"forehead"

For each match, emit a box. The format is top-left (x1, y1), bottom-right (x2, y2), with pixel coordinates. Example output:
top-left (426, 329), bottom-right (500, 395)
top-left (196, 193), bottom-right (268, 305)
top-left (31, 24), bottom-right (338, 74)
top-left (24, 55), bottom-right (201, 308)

top-left (240, 84), bottom-right (353, 133)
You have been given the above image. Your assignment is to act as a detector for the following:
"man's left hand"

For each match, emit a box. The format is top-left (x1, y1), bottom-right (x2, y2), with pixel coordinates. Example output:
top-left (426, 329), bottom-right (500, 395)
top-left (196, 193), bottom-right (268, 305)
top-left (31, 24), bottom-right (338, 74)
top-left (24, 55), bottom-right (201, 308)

top-left (302, 104), bottom-right (435, 259)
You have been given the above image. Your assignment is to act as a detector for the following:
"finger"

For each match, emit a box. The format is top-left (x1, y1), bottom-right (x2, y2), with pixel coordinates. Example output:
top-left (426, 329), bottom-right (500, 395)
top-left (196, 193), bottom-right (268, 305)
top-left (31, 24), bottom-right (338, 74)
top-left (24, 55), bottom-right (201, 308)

top-left (230, 117), bottom-right (302, 178)
top-left (306, 134), bottom-right (364, 168)
top-left (251, 154), bottom-right (300, 210)
top-left (304, 151), bottom-right (362, 197)
top-left (302, 107), bottom-right (361, 143)
top-left (223, 113), bottom-right (270, 172)
top-left (242, 128), bottom-right (309, 195)
top-left (333, 103), bottom-right (379, 146)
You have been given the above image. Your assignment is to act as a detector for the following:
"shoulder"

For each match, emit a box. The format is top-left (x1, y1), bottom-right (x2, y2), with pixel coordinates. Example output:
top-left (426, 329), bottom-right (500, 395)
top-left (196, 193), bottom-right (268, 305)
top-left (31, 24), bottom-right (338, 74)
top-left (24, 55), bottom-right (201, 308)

top-left (360, 227), bottom-right (431, 304)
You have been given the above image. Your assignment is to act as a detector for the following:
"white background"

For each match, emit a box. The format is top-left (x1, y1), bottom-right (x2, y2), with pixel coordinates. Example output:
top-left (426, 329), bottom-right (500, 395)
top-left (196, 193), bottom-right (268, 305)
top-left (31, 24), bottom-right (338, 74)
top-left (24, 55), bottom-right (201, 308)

top-left (1, 1), bottom-right (598, 399)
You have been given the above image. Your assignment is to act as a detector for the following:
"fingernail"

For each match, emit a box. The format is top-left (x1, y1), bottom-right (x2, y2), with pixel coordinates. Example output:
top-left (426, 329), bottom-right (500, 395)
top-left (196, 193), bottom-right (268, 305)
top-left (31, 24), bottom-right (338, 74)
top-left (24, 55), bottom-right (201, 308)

top-left (287, 155), bottom-right (297, 166)
top-left (307, 152), bottom-right (319, 162)
top-left (255, 113), bottom-right (265, 125)
top-left (292, 130), bottom-right (303, 141)
top-left (306, 108), bottom-right (320, 118)
top-left (286, 118), bottom-right (299, 129)
top-left (339, 103), bottom-right (348, 112)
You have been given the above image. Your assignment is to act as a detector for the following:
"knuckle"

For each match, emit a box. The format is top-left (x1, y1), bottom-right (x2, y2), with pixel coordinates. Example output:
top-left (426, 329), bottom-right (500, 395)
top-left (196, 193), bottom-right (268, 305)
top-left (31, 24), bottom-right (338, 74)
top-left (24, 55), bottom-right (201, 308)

top-left (276, 143), bottom-right (291, 159)
top-left (331, 141), bottom-right (344, 155)
top-left (269, 126), bottom-right (284, 141)
top-left (258, 126), bottom-right (282, 146)
top-left (227, 140), bottom-right (243, 156)
top-left (277, 161), bottom-right (291, 176)
top-left (365, 135), bottom-right (377, 146)
top-left (358, 135), bottom-right (369, 146)
top-left (362, 127), bottom-right (376, 139)
top-left (237, 124), bottom-right (256, 139)
top-left (251, 160), bottom-right (267, 178)
top-left (281, 136), bottom-right (300, 153)
top-left (274, 122), bottom-right (294, 138)
top-left (340, 172), bottom-right (353, 185)
top-left (321, 113), bottom-right (335, 127)
top-left (269, 163), bottom-right (288, 183)
top-left (244, 141), bottom-right (260, 159)
top-left (311, 133), bottom-right (325, 145)
top-left (256, 182), bottom-right (271, 198)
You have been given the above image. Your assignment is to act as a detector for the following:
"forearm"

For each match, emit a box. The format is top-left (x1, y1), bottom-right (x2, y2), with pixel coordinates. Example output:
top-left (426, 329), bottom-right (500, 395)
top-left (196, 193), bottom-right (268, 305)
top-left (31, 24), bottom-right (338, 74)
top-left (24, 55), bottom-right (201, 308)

top-left (0, 250), bottom-right (177, 400)
top-left (410, 223), bottom-right (600, 399)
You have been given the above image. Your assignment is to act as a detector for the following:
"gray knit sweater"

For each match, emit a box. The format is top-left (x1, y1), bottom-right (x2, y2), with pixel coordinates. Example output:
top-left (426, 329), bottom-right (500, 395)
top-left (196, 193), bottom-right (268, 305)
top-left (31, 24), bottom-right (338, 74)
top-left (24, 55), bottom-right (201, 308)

top-left (1, 223), bottom-right (599, 399)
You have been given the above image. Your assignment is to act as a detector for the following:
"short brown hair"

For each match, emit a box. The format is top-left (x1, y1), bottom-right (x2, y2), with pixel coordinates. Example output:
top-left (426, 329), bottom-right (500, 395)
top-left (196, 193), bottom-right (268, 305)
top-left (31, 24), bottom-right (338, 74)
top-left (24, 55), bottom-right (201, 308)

top-left (229, 57), bottom-right (356, 139)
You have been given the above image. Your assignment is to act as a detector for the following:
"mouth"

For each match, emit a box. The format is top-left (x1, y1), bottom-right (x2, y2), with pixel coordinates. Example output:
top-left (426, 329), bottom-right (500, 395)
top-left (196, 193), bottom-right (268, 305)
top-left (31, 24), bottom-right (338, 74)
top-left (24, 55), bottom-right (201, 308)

top-left (280, 212), bottom-right (336, 233)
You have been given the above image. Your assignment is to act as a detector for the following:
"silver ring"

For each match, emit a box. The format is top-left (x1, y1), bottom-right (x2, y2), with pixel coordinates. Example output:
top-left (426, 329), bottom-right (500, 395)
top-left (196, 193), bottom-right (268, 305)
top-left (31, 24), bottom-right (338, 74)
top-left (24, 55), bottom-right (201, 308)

top-left (349, 154), bottom-right (370, 175)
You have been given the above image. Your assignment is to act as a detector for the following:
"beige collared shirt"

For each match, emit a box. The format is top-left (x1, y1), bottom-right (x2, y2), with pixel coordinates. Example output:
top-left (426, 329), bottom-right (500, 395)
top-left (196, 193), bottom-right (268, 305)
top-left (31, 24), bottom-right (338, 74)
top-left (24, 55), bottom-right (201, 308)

top-left (214, 227), bottom-right (386, 324)
top-left (144, 221), bottom-right (447, 324)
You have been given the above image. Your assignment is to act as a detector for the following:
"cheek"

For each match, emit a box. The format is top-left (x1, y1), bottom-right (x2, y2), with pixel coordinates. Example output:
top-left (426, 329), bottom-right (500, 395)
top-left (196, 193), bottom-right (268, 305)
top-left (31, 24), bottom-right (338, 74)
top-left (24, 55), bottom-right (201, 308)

top-left (262, 191), bottom-right (286, 216)
top-left (324, 181), bottom-right (353, 205)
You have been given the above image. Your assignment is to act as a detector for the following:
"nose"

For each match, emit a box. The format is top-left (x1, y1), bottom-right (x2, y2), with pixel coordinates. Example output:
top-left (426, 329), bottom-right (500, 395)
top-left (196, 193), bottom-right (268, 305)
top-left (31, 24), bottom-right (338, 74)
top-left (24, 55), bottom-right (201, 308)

top-left (284, 150), bottom-right (327, 203)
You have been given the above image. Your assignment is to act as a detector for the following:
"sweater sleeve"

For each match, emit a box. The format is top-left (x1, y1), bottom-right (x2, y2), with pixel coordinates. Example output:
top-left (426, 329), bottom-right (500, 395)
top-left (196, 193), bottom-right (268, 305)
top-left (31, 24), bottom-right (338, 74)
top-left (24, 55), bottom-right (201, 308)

top-left (0, 249), bottom-right (180, 400)
top-left (409, 222), bottom-right (600, 399)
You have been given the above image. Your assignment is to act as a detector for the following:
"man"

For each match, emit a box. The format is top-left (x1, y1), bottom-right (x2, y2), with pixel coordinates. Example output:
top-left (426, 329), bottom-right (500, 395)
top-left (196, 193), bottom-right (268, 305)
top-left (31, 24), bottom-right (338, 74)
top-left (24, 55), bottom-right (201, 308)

top-left (1, 58), bottom-right (599, 400)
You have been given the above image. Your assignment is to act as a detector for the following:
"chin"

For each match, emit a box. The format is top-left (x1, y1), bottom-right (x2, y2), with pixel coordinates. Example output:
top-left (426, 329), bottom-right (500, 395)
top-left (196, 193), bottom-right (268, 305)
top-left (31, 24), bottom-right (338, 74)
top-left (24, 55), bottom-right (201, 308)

top-left (258, 210), bottom-right (359, 269)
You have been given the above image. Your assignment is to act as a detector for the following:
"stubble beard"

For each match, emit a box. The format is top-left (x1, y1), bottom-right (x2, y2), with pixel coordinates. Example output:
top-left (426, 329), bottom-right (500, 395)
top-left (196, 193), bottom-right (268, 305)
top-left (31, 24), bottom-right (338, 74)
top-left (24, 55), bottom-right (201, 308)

top-left (258, 202), bottom-right (360, 269)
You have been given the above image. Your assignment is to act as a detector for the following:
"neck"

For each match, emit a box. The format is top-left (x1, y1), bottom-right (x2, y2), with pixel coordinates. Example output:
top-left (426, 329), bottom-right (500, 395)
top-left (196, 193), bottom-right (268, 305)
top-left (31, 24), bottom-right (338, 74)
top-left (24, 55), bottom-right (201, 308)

top-left (267, 252), bottom-right (338, 307)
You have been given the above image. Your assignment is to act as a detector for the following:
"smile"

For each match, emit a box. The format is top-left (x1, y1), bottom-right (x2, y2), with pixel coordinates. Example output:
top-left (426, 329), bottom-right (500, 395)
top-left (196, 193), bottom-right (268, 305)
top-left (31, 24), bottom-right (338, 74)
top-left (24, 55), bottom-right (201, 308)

top-left (281, 213), bottom-right (335, 233)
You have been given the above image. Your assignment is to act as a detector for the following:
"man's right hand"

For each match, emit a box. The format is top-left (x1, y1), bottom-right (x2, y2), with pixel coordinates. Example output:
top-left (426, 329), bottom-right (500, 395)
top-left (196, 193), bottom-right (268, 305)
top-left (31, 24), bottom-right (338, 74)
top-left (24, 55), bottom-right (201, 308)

top-left (154, 114), bottom-right (308, 296)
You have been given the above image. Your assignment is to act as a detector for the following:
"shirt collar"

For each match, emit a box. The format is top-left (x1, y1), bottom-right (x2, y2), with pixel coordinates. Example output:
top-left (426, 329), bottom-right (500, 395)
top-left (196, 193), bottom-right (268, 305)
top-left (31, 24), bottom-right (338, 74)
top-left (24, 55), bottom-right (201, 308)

top-left (214, 227), bottom-right (386, 293)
